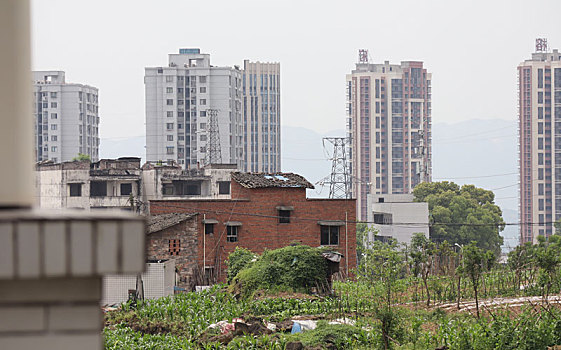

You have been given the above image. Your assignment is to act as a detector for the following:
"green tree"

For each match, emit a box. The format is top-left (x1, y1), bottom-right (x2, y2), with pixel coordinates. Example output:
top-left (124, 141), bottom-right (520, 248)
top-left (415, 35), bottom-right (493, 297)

top-left (535, 234), bottom-right (561, 302)
top-left (358, 239), bottom-right (405, 349)
top-left (507, 242), bottom-right (535, 292)
top-left (413, 181), bottom-right (505, 253)
top-left (410, 233), bottom-right (436, 306)
top-left (72, 153), bottom-right (91, 162)
top-left (460, 242), bottom-right (485, 318)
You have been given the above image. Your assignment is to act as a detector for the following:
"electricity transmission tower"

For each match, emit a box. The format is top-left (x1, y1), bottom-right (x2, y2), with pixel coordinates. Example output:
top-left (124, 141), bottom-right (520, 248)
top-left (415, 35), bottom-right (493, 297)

top-left (323, 137), bottom-right (351, 199)
top-left (205, 109), bottom-right (222, 165)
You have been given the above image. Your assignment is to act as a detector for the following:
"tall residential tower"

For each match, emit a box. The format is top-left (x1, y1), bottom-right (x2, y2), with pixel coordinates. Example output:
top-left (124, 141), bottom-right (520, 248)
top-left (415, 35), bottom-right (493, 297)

top-left (346, 52), bottom-right (432, 221)
top-left (241, 60), bottom-right (281, 172)
top-left (145, 49), bottom-right (243, 169)
top-left (519, 39), bottom-right (561, 243)
top-left (33, 71), bottom-right (99, 162)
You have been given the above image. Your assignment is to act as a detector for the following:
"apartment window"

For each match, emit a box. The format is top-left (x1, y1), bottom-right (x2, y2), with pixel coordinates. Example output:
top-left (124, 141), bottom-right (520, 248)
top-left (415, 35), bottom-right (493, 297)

top-left (205, 223), bottom-right (215, 234)
top-left (90, 181), bottom-right (107, 197)
top-left (169, 239), bottom-right (180, 255)
top-left (51, 113), bottom-right (57, 119)
top-left (373, 213), bottom-right (393, 224)
top-left (166, 146), bottom-right (174, 155)
top-left (166, 99), bottom-right (174, 105)
top-left (320, 225), bottom-right (339, 245)
top-left (51, 146), bottom-right (57, 152)
top-left (166, 76), bottom-right (174, 82)
top-left (69, 183), bottom-right (82, 197)
top-left (50, 102), bottom-right (57, 108)
top-left (538, 92), bottom-right (544, 104)
top-left (538, 122), bottom-right (544, 134)
top-left (51, 124), bottom-right (57, 130)
top-left (200, 111), bottom-right (207, 117)
top-left (218, 181), bottom-right (230, 195)
top-left (539, 199), bottom-right (545, 211)
top-left (166, 87), bottom-right (173, 93)
top-left (539, 168), bottom-right (544, 180)
top-left (200, 123), bottom-right (206, 130)
top-left (199, 76), bottom-right (207, 83)
top-left (199, 99), bottom-right (206, 105)
top-left (538, 153), bottom-right (544, 165)
top-left (51, 135), bottom-right (57, 142)
top-left (538, 138), bottom-right (544, 150)
top-left (200, 135), bottom-right (207, 141)
top-left (50, 92), bottom-right (57, 98)
top-left (539, 183), bottom-right (544, 195)
top-left (120, 183), bottom-right (132, 196)
top-left (166, 123), bottom-right (174, 130)
top-left (167, 135), bottom-right (174, 141)
top-left (167, 111), bottom-right (174, 118)
top-left (199, 87), bottom-right (207, 93)
top-left (226, 225), bottom-right (238, 242)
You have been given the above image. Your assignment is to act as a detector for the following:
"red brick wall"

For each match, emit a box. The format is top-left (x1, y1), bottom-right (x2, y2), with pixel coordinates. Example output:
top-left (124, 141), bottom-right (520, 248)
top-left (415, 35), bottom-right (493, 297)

top-left (150, 185), bottom-right (356, 282)
top-left (146, 219), bottom-right (199, 289)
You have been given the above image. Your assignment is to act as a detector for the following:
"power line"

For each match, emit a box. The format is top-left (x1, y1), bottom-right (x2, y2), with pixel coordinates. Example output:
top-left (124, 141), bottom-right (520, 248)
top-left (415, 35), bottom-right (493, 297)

top-left (434, 172), bottom-right (518, 180)
top-left (151, 201), bottom-right (548, 228)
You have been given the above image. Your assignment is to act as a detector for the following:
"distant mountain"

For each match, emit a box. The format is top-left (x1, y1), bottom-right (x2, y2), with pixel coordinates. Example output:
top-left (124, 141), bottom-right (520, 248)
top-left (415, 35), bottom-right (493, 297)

top-left (281, 126), bottom-right (345, 198)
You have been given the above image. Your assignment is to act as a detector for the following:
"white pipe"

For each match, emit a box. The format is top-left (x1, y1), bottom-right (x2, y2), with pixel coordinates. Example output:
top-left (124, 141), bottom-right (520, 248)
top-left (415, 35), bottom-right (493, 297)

top-left (0, 0), bottom-right (33, 208)
top-left (345, 211), bottom-right (349, 275)
top-left (203, 214), bottom-right (206, 270)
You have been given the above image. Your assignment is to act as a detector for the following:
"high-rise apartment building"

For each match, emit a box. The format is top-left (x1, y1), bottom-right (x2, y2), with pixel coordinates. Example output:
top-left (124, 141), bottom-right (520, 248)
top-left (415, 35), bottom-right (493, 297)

top-left (519, 39), bottom-right (561, 244)
top-left (145, 49), bottom-right (243, 169)
top-left (33, 71), bottom-right (99, 163)
top-left (241, 60), bottom-right (281, 172)
top-left (346, 52), bottom-right (432, 221)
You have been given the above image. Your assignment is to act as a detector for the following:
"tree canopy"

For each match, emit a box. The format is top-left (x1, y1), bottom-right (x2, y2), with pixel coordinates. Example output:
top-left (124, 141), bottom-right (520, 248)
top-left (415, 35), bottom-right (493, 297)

top-left (72, 153), bottom-right (91, 162)
top-left (413, 181), bottom-right (504, 252)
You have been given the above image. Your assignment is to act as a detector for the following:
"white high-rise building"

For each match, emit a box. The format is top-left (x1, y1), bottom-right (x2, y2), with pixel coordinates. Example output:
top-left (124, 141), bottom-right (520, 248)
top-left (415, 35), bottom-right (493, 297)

top-left (241, 60), bottom-right (281, 172)
top-left (33, 71), bottom-right (99, 163)
top-left (519, 39), bottom-right (561, 244)
top-left (145, 49), bottom-right (243, 169)
top-left (346, 52), bottom-right (432, 221)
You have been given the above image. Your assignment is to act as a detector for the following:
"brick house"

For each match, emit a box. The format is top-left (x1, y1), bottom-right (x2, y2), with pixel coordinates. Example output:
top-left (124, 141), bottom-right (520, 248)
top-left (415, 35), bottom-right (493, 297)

top-left (146, 213), bottom-right (199, 289)
top-left (149, 172), bottom-right (356, 283)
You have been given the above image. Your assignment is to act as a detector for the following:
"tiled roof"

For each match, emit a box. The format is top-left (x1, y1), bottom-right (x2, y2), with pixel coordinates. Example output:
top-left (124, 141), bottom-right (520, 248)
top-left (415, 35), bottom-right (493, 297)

top-left (231, 172), bottom-right (314, 189)
top-left (147, 213), bottom-right (197, 234)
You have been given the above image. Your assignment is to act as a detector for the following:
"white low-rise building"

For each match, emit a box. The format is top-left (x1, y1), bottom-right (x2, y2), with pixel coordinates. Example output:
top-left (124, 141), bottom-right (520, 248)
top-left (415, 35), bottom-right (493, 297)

top-left (369, 193), bottom-right (429, 245)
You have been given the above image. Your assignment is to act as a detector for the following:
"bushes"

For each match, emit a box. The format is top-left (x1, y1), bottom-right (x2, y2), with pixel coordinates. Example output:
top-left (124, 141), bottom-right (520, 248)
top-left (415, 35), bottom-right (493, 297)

top-left (227, 247), bottom-right (256, 283)
top-left (227, 245), bottom-right (329, 297)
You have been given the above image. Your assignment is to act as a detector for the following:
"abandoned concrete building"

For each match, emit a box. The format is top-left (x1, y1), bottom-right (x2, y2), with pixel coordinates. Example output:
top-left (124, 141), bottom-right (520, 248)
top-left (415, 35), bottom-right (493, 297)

top-left (35, 157), bottom-right (142, 210)
top-left (35, 158), bottom-right (237, 211)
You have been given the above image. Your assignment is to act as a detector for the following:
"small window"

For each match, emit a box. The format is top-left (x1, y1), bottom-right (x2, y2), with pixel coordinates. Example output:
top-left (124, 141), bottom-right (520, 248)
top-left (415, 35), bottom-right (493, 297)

top-left (378, 197), bottom-right (384, 203)
top-left (205, 223), bottom-right (214, 235)
top-left (200, 87), bottom-right (207, 93)
top-left (169, 239), bottom-right (180, 255)
top-left (320, 226), bottom-right (339, 246)
top-left (200, 111), bottom-right (207, 117)
top-left (51, 113), bottom-right (57, 119)
top-left (166, 123), bottom-right (174, 130)
top-left (218, 181), bottom-right (230, 195)
top-left (199, 99), bottom-right (206, 105)
top-left (227, 226), bottom-right (238, 242)
top-left (51, 124), bottom-right (57, 130)
top-left (69, 183), bottom-right (82, 197)
top-left (166, 76), bottom-right (174, 82)
top-left (167, 111), bottom-right (174, 118)
top-left (90, 181), bottom-right (107, 197)
top-left (167, 135), bottom-right (174, 141)
top-left (50, 92), bottom-right (57, 98)
top-left (120, 183), bottom-right (132, 196)
top-left (166, 99), bottom-right (174, 105)
top-left (166, 87), bottom-right (173, 93)
top-left (166, 146), bottom-right (174, 155)
top-left (199, 76), bottom-right (207, 83)
top-left (279, 210), bottom-right (290, 223)
top-left (50, 102), bottom-right (57, 108)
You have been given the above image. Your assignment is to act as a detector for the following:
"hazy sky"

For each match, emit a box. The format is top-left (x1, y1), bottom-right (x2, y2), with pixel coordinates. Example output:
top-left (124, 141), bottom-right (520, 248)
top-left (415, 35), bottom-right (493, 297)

top-left (31, 0), bottom-right (560, 141)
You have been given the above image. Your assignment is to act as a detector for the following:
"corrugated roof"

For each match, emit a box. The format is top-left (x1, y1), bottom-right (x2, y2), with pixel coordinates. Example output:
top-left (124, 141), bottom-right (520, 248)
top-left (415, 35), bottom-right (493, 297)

top-left (146, 213), bottom-right (197, 234)
top-left (231, 172), bottom-right (314, 189)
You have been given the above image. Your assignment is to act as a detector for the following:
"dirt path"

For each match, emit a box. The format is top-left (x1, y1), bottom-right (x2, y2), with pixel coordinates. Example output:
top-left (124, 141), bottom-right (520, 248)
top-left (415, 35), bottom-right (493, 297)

top-left (433, 295), bottom-right (561, 313)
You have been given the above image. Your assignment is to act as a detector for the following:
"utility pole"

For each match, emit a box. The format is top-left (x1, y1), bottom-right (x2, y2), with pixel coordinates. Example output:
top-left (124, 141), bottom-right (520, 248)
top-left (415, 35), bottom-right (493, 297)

top-left (205, 109), bottom-right (222, 165)
top-left (323, 137), bottom-right (352, 199)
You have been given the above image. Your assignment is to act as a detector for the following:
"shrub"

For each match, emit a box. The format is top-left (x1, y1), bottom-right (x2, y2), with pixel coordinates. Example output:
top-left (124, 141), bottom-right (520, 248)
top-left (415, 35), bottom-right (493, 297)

top-left (227, 247), bottom-right (256, 283)
top-left (230, 244), bottom-right (329, 297)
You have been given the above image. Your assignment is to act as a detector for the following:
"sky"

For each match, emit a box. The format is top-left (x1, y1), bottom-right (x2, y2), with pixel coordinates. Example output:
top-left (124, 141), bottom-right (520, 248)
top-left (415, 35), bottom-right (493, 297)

top-left (31, 0), bottom-right (561, 141)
